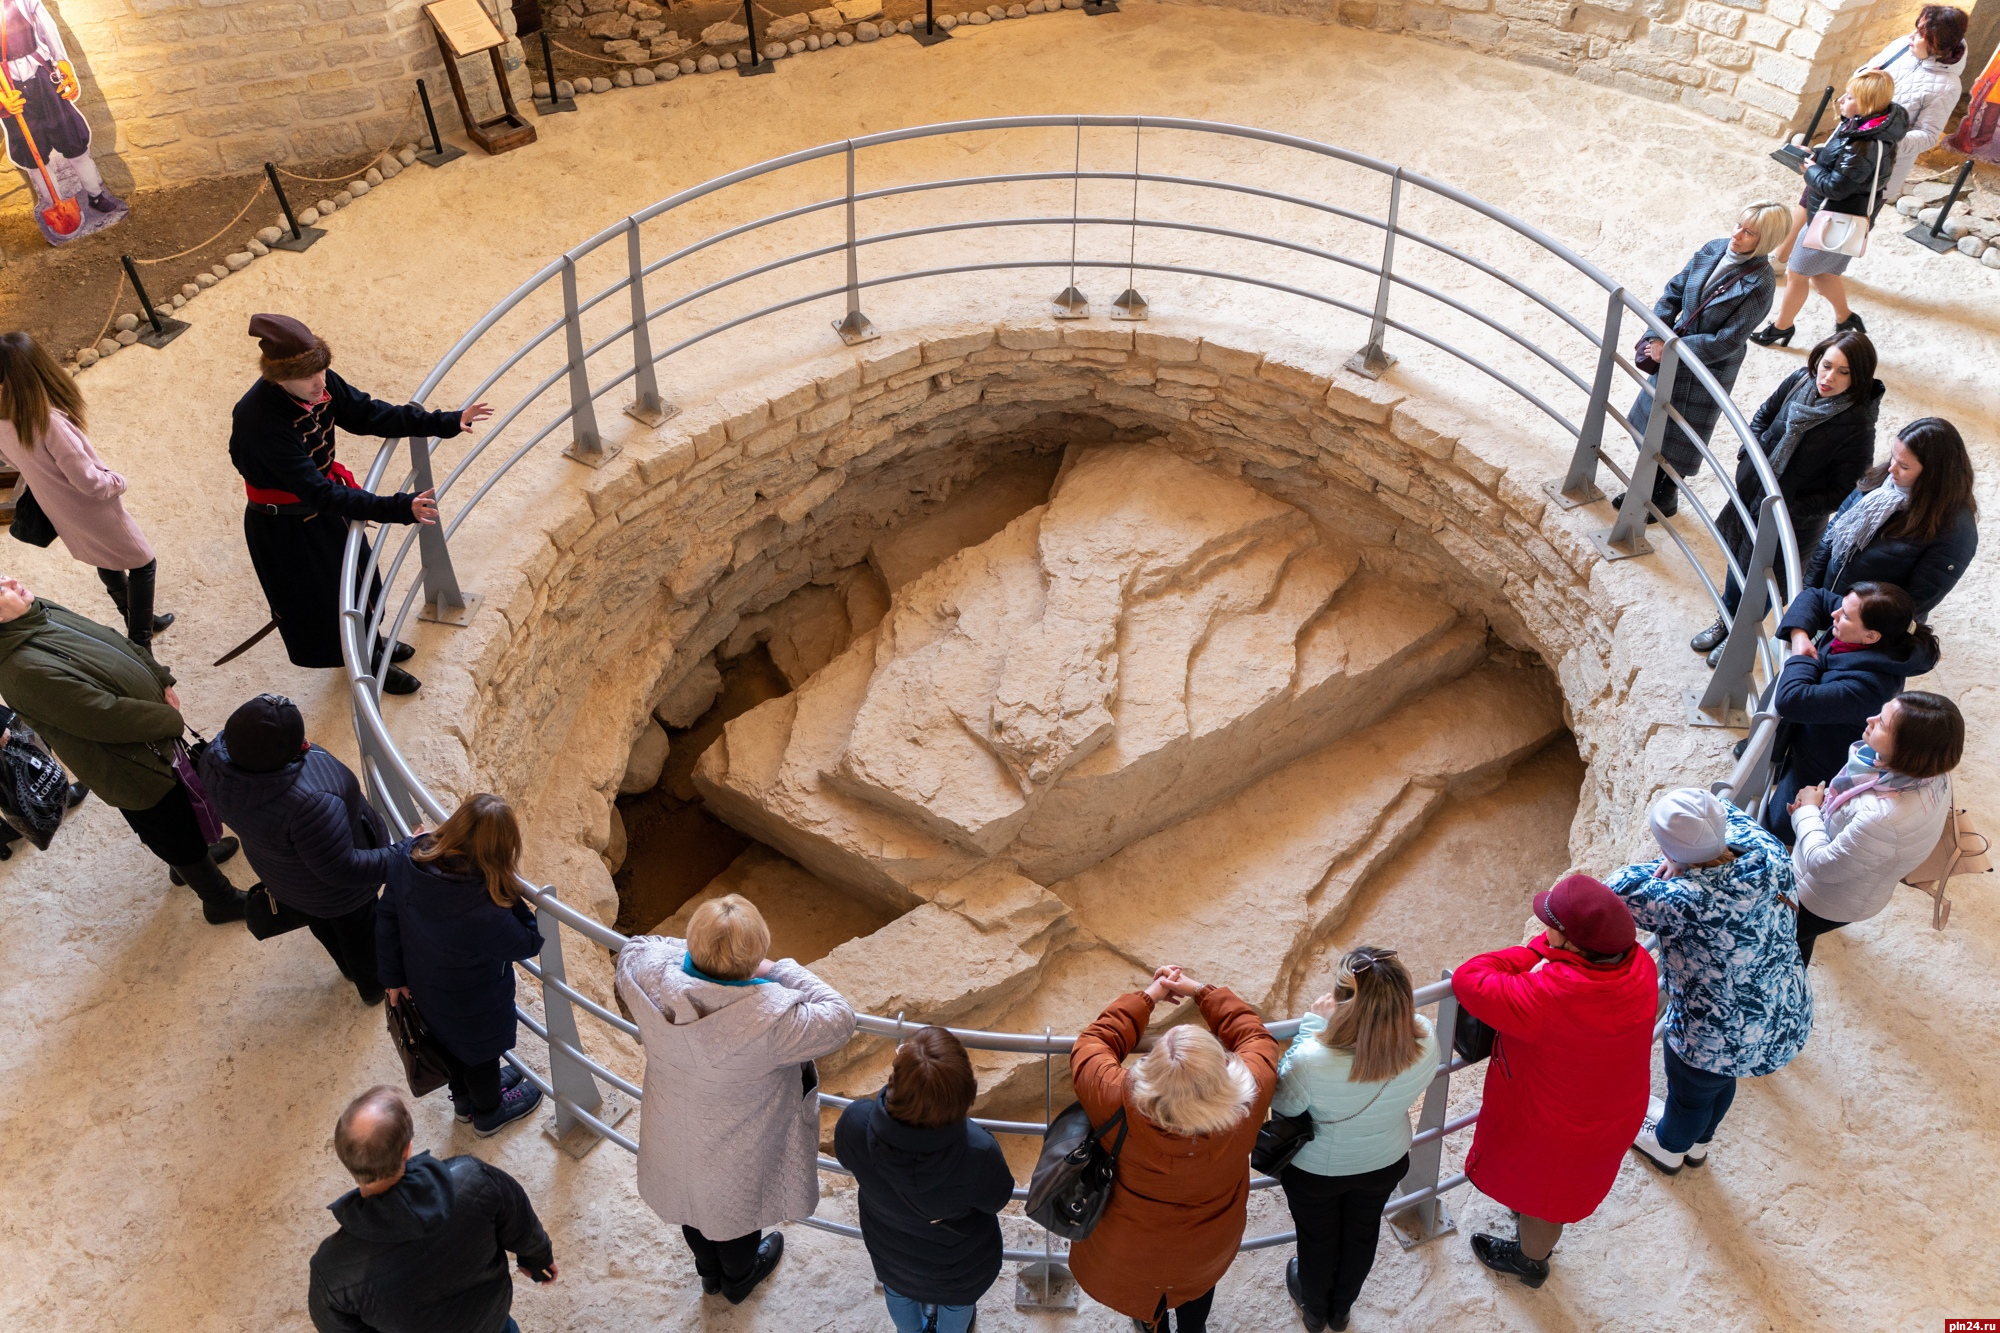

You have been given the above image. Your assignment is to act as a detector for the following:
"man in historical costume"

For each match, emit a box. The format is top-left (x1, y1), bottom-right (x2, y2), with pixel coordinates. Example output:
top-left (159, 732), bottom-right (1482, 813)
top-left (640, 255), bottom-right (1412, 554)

top-left (228, 314), bottom-right (490, 695)
top-left (0, 0), bottom-right (123, 220)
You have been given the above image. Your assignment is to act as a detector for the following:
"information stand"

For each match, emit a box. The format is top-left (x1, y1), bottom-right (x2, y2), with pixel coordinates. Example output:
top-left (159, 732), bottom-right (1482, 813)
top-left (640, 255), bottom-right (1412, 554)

top-left (422, 0), bottom-right (537, 156)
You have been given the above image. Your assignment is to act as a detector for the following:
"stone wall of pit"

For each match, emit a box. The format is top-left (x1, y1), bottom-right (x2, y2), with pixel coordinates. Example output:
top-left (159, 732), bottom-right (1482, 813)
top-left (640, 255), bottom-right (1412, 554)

top-left (404, 321), bottom-right (1737, 933)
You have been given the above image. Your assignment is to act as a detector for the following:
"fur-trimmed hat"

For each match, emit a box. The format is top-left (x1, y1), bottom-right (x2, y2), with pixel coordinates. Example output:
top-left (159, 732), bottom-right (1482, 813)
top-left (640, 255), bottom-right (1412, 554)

top-left (249, 313), bottom-right (331, 382)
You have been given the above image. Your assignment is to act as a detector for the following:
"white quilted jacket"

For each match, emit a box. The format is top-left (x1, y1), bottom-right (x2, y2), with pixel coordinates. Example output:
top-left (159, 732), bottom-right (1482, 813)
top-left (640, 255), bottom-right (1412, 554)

top-left (1792, 773), bottom-right (1951, 923)
top-left (617, 937), bottom-right (856, 1239)
top-left (1859, 40), bottom-right (1968, 195)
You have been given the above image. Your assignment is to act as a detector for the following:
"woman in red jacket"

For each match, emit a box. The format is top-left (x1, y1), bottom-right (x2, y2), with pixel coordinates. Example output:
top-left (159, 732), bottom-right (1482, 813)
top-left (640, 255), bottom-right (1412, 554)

top-left (1452, 873), bottom-right (1658, 1287)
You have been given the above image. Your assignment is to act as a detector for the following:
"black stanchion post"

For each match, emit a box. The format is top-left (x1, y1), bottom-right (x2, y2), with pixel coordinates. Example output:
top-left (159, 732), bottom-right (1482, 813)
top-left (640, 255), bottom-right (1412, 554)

top-left (539, 28), bottom-right (576, 112)
top-left (414, 77), bottom-right (466, 167)
top-left (912, 0), bottom-right (951, 44)
top-left (1771, 84), bottom-right (1833, 170)
top-left (120, 255), bottom-right (189, 349)
top-left (1907, 157), bottom-right (1977, 254)
top-left (264, 161), bottom-right (324, 252)
top-left (738, 0), bottom-right (774, 75)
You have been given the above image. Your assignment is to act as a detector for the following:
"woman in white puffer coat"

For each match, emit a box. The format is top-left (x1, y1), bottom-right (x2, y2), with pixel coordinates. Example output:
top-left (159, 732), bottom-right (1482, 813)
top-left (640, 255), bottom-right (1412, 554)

top-left (1857, 5), bottom-right (1969, 198)
top-left (1788, 690), bottom-right (1963, 964)
top-left (616, 893), bottom-right (856, 1305)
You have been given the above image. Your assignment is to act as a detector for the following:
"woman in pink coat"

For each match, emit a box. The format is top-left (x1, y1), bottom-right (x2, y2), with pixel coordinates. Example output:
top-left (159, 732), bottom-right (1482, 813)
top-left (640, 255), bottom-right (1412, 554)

top-left (1451, 873), bottom-right (1658, 1288)
top-left (0, 333), bottom-right (172, 651)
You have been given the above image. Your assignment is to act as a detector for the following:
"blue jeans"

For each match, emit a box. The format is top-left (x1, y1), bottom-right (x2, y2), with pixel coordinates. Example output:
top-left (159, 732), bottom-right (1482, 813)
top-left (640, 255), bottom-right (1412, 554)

top-left (501, 1320), bottom-right (520, 1333)
top-left (1656, 1041), bottom-right (1736, 1154)
top-left (883, 1285), bottom-right (977, 1333)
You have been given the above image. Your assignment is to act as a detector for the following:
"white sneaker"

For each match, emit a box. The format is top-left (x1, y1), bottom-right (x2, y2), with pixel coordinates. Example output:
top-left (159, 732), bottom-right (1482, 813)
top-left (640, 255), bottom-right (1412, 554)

top-left (1633, 1117), bottom-right (1685, 1174)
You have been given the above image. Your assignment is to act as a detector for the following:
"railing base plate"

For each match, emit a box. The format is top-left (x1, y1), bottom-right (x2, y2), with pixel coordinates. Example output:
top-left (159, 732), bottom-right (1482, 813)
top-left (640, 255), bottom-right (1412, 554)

top-left (1082, 0), bottom-right (1119, 13)
top-left (419, 590), bottom-right (483, 628)
top-left (1768, 145), bottom-right (1807, 173)
top-left (1904, 223), bottom-right (1960, 254)
top-left (135, 317), bottom-right (193, 350)
top-left (1390, 1201), bottom-right (1457, 1250)
top-left (1590, 527), bottom-right (1654, 560)
top-left (1051, 286), bottom-right (1089, 319)
top-left (416, 143), bottom-right (467, 168)
top-left (562, 439), bottom-right (623, 469)
top-left (544, 1089), bottom-right (632, 1160)
top-left (1014, 1262), bottom-right (1079, 1310)
top-left (1109, 287), bottom-right (1149, 320)
top-left (1684, 688), bottom-right (1751, 730)
top-left (1344, 344), bottom-right (1395, 379)
top-left (910, 23), bottom-right (952, 43)
top-left (1542, 477), bottom-right (1605, 511)
top-left (270, 225), bottom-right (327, 253)
top-left (832, 310), bottom-right (880, 345)
top-left (623, 398), bottom-right (680, 429)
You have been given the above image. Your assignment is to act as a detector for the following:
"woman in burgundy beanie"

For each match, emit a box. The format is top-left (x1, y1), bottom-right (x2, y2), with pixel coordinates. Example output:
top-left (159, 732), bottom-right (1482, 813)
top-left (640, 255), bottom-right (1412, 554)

top-left (1451, 872), bottom-right (1658, 1288)
top-left (225, 314), bottom-right (490, 695)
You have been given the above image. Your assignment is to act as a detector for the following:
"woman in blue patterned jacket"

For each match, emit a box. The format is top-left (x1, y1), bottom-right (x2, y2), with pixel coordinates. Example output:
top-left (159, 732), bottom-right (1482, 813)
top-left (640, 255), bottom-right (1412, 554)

top-left (1607, 788), bottom-right (1813, 1175)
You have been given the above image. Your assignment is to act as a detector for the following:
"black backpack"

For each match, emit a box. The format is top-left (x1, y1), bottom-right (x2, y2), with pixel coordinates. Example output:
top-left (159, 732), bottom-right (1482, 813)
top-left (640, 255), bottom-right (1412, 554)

top-left (1025, 1102), bottom-right (1127, 1240)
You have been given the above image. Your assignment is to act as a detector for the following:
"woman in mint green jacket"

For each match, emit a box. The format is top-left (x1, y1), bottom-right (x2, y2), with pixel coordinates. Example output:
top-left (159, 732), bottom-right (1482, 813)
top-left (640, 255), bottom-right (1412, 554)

top-left (1272, 947), bottom-right (1439, 1332)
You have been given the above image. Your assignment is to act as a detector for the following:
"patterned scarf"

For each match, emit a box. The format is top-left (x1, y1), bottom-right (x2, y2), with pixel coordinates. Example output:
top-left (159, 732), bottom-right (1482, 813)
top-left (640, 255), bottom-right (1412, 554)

top-left (1822, 740), bottom-right (1926, 817)
top-left (1824, 480), bottom-right (1908, 583)
top-left (1767, 371), bottom-right (1855, 475)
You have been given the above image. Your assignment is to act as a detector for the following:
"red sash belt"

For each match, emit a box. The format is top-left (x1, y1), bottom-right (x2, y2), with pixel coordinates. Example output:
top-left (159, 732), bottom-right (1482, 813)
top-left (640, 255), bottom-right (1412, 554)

top-left (244, 460), bottom-right (360, 506)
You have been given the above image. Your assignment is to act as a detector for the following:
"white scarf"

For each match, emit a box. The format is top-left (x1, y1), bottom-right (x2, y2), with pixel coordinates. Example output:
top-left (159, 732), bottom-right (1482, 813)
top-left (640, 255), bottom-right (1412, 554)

top-left (1825, 481), bottom-right (1908, 582)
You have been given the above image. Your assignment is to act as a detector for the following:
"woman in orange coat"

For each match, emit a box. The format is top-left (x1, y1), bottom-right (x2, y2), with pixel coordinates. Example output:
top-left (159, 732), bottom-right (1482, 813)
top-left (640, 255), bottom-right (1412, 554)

top-left (1068, 966), bottom-right (1280, 1332)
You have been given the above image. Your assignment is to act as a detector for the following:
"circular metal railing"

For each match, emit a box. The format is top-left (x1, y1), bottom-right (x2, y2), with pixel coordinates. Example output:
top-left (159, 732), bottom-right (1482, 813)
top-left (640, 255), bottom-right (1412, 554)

top-left (337, 116), bottom-right (1795, 1273)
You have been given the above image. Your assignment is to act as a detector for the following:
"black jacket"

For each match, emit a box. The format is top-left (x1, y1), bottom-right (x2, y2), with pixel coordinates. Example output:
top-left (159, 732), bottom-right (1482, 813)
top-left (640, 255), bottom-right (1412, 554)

top-left (1803, 104), bottom-right (1908, 217)
top-left (1773, 586), bottom-right (1939, 790)
top-left (228, 370), bottom-right (460, 522)
top-left (377, 841), bottom-right (542, 1064)
top-left (198, 735), bottom-right (393, 918)
top-left (1803, 486), bottom-right (1979, 618)
top-left (309, 1152), bottom-right (552, 1333)
top-left (1720, 370), bottom-right (1880, 561)
top-left (833, 1090), bottom-right (1017, 1306)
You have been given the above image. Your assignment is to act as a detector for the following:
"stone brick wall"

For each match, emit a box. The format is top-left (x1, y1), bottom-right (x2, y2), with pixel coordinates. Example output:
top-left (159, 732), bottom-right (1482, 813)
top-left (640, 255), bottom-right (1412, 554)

top-left (1183, 0), bottom-right (1925, 139)
top-left (52, 0), bottom-right (527, 191)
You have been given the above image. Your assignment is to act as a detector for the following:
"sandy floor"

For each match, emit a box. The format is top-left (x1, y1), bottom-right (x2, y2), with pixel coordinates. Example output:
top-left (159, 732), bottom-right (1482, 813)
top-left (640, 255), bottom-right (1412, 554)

top-left (4, 4), bottom-right (1998, 1330)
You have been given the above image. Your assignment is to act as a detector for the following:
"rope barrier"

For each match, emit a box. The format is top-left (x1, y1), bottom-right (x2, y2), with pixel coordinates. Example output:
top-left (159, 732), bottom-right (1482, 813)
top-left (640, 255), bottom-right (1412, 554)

top-left (87, 269), bottom-right (126, 353)
top-left (547, 35), bottom-right (694, 67)
top-left (271, 90), bottom-right (420, 184)
top-left (131, 177), bottom-right (267, 265)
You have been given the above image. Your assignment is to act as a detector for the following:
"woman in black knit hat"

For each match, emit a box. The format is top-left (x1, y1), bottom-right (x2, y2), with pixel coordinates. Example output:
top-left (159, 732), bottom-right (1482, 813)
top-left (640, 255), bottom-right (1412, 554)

top-left (226, 314), bottom-right (490, 695)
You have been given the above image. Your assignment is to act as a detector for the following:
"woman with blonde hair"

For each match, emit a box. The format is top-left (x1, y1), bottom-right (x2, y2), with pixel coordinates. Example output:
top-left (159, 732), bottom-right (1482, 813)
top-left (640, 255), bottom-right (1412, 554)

top-left (376, 792), bottom-right (544, 1135)
top-left (1067, 965), bottom-right (1279, 1333)
top-left (1611, 202), bottom-right (1786, 520)
top-left (0, 331), bottom-right (173, 650)
top-left (616, 892), bottom-right (856, 1306)
top-left (1273, 947), bottom-right (1439, 1331)
top-left (1754, 70), bottom-right (1908, 345)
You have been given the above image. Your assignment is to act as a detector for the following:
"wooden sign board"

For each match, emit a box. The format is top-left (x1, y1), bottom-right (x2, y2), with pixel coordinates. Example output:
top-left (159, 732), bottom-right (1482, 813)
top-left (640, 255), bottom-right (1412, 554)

top-left (424, 0), bottom-right (505, 56)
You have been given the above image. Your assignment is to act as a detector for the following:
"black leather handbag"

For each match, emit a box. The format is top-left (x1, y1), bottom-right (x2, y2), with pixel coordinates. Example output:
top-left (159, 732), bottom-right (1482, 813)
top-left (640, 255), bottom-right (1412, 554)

top-left (385, 996), bottom-right (452, 1097)
top-left (8, 487), bottom-right (58, 548)
top-left (1025, 1102), bottom-right (1127, 1240)
top-left (1251, 1108), bottom-right (1317, 1174)
top-left (1453, 1003), bottom-right (1497, 1064)
top-left (244, 883), bottom-right (311, 940)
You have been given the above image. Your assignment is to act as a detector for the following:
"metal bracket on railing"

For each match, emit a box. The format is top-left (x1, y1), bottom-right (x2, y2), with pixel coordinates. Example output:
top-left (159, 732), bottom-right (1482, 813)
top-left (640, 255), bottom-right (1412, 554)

top-left (404, 435), bottom-right (482, 627)
top-left (1345, 167), bottom-right (1402, 379)
top-left (1545, 286), bottom-right (1623, 511)
top-left (535, 889), bottom-right (632, 1158)
top-left (1592, 337), bottom-right (1677, 560)
top-left (559, 256), bottom-right (620, 468)
top-left (1688, 494), bottom-right (1783, 728)
top-left (621, 218), bottom-right (679, 429)
top-left (832, 142), bottom-right (880, 346)
top-left (1109, 124), bottom-right (1148, 322)
top-left (1052, 120), bottom-right (1090, 319)
top-left (1391, 973), bottom-right (1459, 1248)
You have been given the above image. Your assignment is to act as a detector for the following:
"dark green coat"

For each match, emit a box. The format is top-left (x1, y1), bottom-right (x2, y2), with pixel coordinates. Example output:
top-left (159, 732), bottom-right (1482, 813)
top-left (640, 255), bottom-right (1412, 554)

top-left (0, 599), bottom-right (183, 810)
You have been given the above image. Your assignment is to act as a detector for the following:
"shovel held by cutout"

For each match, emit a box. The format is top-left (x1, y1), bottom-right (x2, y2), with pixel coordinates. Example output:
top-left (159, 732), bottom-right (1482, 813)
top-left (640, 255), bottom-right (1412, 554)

top-left (0, 41), bottom-right (81, 236)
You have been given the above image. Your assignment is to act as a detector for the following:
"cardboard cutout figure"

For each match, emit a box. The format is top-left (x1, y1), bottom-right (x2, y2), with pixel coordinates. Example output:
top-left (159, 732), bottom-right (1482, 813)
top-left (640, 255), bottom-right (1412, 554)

top-left (1947, 41), bottom-right (2000, 164)
top-left (1, 0), bottom-right (125, 245)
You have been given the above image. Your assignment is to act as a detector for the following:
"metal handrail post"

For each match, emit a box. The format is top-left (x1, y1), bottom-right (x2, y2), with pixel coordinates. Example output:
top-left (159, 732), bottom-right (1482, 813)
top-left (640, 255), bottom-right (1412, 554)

top-left (1016, 1028), bottom-right (1076, 1310)
top-left (559, 256), bottom-right (618, 468)
top-left (832, 142), bottom-right (879, 345)
top-left (405, 434), bottom-right (481, 627)
top-left (533, 893), bottom-right (630, 1157)
top-left (1546, 286), bottom-right (1621, 509)
top-left (1392, 976), bottom-right (1459, 1247)
top-left (622, 217), bottom-right (677, 428)
top-left (1593, 337), bottom-right (1677, 560)
top-left (1691, 495), bottom-right (1784, 726)
top-left (1345, 167), bottom-right (1401, 379)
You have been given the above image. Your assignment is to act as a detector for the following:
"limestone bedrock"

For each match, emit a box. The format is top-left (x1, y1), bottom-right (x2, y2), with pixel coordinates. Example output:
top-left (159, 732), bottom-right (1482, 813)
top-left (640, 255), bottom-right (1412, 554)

top-left (696, 441), bottom-right (1485, 904)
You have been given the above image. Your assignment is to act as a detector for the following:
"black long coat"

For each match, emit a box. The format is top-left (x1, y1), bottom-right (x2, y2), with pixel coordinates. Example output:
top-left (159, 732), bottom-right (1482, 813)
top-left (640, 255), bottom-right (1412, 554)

top-left (227, 372), bottom-right (462, 668)
top-left (1717, 369), bottom-right (1881, 583)
top-left (1802, 486), bottom-right (1979, 619)
top-left (1628, 239), bottom-right (1776, 474)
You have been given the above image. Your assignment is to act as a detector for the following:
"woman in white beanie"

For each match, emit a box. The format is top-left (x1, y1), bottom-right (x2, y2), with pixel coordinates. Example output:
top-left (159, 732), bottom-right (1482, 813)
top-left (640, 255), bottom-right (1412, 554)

top-left (1606, 789), bottom-right (1812, 1174)
top-left (1790, 691), bottom-right (1962, 964)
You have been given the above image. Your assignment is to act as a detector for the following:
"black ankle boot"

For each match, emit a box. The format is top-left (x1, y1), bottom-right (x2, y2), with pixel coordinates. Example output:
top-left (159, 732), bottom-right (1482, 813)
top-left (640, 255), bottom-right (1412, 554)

top-left (1834, 311), bottom-right (1866, 334)
top-left (721, 1234), bottom-right (783, 1304)
top-left (1471, 1233), bottom-right (1550, 1288)
top-left (169, 837), bottom-right (239, 885)
top-left (175, 855), bottom-right (248, 924)
top-left (1748, 322), bottom-right (1795, 347)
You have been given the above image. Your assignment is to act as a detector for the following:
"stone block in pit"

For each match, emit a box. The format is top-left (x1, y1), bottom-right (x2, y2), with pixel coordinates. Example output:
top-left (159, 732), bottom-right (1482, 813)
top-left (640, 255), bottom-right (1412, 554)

top-left (646, 844), bottom-right (897, 968)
